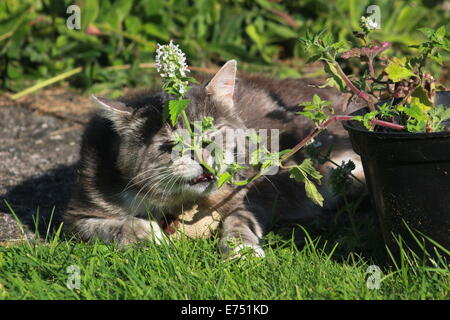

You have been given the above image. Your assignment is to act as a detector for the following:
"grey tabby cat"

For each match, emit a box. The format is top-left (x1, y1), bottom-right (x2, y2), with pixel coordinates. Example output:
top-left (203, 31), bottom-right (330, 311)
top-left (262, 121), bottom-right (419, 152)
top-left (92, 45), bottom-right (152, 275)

top-left (64, 60), bottom-right (363, 258)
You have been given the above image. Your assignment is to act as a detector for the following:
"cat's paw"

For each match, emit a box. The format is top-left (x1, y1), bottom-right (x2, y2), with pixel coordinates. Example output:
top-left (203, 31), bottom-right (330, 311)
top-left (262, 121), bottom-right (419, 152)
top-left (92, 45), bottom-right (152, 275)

top-left (233, 244), bottom-right (265, 259)
top-left (220, 242), bottom-right (265, 260)
top-left (121, 219), bottom-right (166, 246)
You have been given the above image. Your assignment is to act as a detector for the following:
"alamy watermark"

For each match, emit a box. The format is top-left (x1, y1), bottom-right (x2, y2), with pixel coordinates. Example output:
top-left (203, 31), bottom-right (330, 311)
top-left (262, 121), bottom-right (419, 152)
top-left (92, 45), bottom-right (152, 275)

top-left (365, 5), bottom-right (381, 29)
top-left (66, 264), bottom-right (81, 290)
top-left (66, 5), bottom-right (81, 30)
top-left (366, 265), bottom-right (382, 290)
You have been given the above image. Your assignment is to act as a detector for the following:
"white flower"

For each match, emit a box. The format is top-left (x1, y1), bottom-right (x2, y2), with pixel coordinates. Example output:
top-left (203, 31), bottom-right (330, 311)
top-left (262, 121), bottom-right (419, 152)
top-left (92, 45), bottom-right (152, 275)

top-left (155, 40), bottom-right (190, 80)
top-left (360, 16), bottom-right (378, 31)
top-left (155, 40), bottom-right (191, 96)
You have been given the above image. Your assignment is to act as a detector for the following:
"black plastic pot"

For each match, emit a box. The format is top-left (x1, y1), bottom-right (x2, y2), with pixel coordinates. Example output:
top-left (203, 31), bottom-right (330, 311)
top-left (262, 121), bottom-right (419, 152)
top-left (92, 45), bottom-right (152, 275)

top-left (343, 91), bottom-right (450, 253)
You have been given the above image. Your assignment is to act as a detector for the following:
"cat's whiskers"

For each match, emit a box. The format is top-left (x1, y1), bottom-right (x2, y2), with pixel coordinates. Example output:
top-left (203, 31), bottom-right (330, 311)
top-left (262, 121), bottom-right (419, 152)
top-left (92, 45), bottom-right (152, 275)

top-left (121, 169), bottom-right (170, 205)
top-left (162, 177), bottom-right (185, 207)
top-left (124, 172), bottom-right (171, 198)
top-left (129, 171), bottom-right (174, 212)
top-left (133, 171), bottom-right (178, 211)
top-left (146, 171), bottom-right (178, 197)
top-left (122, 167), bottom-right (172, 193)
top-left (159, 173), bottom-right (182, 204)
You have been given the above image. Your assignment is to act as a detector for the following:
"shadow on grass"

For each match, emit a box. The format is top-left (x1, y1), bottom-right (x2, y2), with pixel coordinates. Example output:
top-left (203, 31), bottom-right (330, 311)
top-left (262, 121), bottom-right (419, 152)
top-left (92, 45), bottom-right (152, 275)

top-left (0, 164), bottom-right (77, 238)
top-left (268, 201), bottom-right (450, 268)
top-left (267, 195), bottom-right (391, 266)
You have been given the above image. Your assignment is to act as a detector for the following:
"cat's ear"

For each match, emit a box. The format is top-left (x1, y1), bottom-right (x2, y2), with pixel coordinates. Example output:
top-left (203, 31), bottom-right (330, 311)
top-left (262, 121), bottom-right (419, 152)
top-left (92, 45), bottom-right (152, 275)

top-left (91, 95), bottom-right (133, 129)
top-left (205, 59), bottom-right (237, 109)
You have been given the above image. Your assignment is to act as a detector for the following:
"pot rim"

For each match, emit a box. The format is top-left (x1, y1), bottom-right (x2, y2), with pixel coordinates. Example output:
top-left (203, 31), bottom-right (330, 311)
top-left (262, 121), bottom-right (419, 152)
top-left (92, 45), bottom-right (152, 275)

top-left (342, 91), bottom-right (450, 139)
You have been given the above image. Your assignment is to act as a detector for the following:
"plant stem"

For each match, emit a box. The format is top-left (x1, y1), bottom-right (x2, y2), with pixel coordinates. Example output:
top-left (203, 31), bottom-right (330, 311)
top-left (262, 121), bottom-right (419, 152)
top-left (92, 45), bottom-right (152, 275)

top-left (280, 115), bottom-right (404, 163)
top-left (222, 114), bottom-right (405, 188)
top-left (371, 118), bottom-right (405, 130)
top-left (368, 58), bottom-right (376, 79)
top-left (231, 172), bottom-right (262, 186)
top-left (180, 109), bottom-right (216, 174)
top-left (181, 110), bottom-right (193, 136)
top-left (280, 116), bottom-right (350, 162)
top-left (324, 53), bottom-right (375, 111)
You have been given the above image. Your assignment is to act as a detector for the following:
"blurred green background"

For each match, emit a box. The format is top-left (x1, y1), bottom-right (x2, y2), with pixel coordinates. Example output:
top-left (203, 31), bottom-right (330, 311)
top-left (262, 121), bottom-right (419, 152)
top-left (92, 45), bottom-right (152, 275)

top-left (1, 0), bottom-right (449, 98)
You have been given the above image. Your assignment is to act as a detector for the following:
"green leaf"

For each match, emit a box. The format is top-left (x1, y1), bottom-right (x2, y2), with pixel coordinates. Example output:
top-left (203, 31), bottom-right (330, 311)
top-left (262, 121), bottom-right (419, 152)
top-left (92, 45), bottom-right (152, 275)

top-left (113, 0), bottom-right (133, 22)
top-left (201, 116), bottom-right (214, 131)
top-left (434, 26), bottom-right (446, 42)
top-left (398, 100), bottom-right (429, 133)
top-left (246, 24), bottom-right (264, 50)
top-left (125, 16), bottom-right (142, 34)
top-left (428, 105), bottom-right (450, 132)
top-left (329, 160), bottom-right (356, 195)
top-left (406, 121), bottom-right (426, 133)
top-left (218, 172), bottom-right (232, 188)
top-left (288, 159), bottom-right (324, 207)
top-left (297, 95), bottom-right (333, 127)
top-left (318, 77), bottom-right (340, 90)
top-left (298, 158), bottom-right (322, 182)
top-left (403, 101), bottom-right (429, 121)
top-left (168, 99), bottom-right (190, 126)
top-left (321, 31), bottom-right (334, 47)
top-left (142, 0), bottom-right (163, 15)
top-left (409, 85), bottom-right (433, 110)
top-left (266, 21), bottom-right (298, 39)
top-left (304, 179), bottom-right (324, 207)
top-left (79, 0), bottom-right (99, 31)
top-left (7, 62), bottom-right (22, 79)
top-left (289, 166), bottom-right (306, 183)
top-left (418, 27), bottom-right (434, 39)
top-left (385, 57), bottom-right (415, 82)
top-left (312, 94), bottom-right (321, 106)
top-left (323, 62), bottom-right (346, 92)
top-left (430, 51), bottom-right (443, 66)
top-left (306, 54), bottom-right (322, 64)
top-left (352, 111), bottom-right (379, 130)
top-left (331, 40), bottom-right (348, 51)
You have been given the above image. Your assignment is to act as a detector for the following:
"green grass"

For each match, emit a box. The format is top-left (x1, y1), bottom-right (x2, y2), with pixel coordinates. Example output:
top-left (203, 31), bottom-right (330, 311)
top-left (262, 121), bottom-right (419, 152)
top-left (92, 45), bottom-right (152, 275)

top-left (0, 227), bottom-right (448, 300)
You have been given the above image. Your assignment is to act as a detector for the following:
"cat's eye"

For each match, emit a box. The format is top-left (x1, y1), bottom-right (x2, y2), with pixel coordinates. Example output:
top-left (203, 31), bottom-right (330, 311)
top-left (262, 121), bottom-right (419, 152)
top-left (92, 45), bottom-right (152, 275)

top-left (159, 141), bottom-right (174, 152)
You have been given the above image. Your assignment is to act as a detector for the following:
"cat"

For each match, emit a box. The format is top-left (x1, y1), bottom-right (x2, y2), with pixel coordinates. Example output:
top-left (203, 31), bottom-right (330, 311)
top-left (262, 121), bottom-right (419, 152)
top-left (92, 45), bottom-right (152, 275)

top-left (63, 60), bottom-right (364, 258)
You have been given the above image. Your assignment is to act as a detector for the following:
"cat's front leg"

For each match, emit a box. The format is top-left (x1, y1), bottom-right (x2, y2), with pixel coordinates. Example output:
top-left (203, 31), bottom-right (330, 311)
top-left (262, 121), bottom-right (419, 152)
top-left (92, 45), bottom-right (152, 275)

top-left (120, 217), bottom-right (166, 246)
top-left (219, 209), bottom-right (266, 259)
top-left (66, 215), bottom-right (166, 247)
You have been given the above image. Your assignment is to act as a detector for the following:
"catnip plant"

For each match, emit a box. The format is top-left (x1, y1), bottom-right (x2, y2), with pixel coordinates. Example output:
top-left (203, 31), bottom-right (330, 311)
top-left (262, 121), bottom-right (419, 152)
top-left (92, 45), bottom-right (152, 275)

top-left (300, 16), bottom-right (450, 133)
top-left (155, 18), bottom-right (450, 207)
top-left (155, 41), bottom-right (326, 206)
top-left (155, 41), bottom-right (216, 174)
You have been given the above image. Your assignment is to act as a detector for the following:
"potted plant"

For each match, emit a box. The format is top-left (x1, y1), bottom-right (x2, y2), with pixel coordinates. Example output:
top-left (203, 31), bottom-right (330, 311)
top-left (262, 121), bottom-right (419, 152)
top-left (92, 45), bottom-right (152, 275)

top-left (154, 20), bottom-right (449, 254)
top-left (300, 17), bottom-right (450, 252)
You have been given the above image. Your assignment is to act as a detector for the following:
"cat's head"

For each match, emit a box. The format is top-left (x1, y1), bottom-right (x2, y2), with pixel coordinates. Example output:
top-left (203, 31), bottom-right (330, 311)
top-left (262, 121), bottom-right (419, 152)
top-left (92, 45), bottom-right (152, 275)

top-left (92, 60), bottom-right (243, 210)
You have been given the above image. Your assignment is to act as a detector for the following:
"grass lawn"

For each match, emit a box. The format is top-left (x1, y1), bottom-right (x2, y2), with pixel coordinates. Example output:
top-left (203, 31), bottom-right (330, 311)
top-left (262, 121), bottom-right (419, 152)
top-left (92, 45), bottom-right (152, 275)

top-left (0, 224), bottom-right (448, 300)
